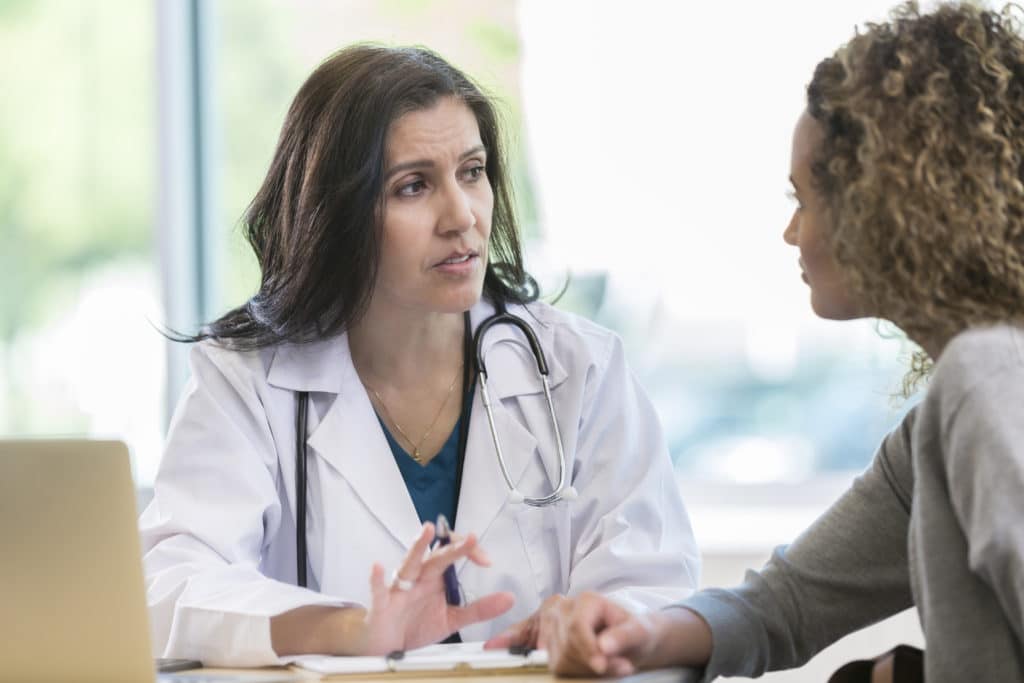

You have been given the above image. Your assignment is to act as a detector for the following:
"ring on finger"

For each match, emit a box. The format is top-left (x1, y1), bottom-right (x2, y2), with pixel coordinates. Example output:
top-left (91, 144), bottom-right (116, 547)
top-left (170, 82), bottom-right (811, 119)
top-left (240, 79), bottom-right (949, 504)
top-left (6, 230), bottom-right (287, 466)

top-left (389, 568), bottom-right (416, 591)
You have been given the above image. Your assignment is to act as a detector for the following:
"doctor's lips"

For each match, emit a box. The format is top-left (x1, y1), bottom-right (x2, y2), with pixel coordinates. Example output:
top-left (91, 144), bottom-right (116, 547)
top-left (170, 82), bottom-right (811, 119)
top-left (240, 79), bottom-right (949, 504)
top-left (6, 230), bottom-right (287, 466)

top-left (433, 249), bottom-right (479, 273)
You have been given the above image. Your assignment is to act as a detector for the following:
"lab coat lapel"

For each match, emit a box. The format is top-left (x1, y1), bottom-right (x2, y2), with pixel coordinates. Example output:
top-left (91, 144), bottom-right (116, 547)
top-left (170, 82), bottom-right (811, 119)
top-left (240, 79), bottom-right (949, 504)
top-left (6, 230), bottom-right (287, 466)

top-left (302, 339), bottom-right (422, 552)
top-left (454, 387), bottom-right (537, 546)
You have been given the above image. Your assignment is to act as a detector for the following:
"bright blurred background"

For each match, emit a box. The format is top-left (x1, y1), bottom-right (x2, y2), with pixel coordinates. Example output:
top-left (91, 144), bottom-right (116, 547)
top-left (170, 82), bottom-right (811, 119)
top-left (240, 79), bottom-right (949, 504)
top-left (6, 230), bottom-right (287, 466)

top-left (1, 3), bottom-right (930, 676)
top-left (0, 0), bottom-right (923, 523)
top-left (0, 0), bottom-right (918, 499)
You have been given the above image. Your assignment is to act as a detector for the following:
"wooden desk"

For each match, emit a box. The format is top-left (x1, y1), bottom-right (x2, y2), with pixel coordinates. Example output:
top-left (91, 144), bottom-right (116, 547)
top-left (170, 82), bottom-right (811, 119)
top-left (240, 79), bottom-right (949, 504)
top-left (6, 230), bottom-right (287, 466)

top-left (181, 667), bottom-right (699, 683)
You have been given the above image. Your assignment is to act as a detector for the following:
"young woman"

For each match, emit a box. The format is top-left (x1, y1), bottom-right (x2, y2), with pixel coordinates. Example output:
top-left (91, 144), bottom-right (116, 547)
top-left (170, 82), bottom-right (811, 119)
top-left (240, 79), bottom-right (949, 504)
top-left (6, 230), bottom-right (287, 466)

top-left (525, 4), bottom-right (1024, 682)
top-left (139, 45), bottom-right (699, 666)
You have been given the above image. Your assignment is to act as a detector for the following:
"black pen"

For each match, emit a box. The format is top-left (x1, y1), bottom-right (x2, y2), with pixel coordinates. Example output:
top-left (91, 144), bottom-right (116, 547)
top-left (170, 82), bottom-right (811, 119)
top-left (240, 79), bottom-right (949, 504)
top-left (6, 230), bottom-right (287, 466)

top-left (435, 514), bottom-right (461, 606)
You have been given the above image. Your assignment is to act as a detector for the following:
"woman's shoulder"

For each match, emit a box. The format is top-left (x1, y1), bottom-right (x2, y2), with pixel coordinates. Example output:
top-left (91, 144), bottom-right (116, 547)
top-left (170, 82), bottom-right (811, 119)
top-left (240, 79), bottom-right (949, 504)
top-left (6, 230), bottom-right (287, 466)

top-left (932, 324), bottom-right (1024, 398)
top-left (922, 324), bottom-right (1024, 442)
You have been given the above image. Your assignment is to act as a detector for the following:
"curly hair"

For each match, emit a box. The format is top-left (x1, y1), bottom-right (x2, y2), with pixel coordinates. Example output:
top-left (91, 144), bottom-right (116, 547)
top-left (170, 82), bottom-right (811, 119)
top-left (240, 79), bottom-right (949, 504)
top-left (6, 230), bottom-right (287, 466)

top-left (807, 1), bottom-right (1024, 391)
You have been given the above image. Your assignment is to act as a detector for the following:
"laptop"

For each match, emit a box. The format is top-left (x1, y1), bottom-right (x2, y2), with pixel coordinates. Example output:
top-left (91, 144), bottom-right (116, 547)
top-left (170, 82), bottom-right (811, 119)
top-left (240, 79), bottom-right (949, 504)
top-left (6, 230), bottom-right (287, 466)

top-left (0, 440), bottom-right (306, 683)
top-left (0, 439), bottom-right (155, 683)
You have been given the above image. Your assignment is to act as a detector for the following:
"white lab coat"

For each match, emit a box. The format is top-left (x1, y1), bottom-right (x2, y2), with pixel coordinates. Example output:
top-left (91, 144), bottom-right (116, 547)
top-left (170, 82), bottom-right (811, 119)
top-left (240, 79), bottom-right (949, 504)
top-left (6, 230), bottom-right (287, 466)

top-left (140, 299), bottom-right (699, 666)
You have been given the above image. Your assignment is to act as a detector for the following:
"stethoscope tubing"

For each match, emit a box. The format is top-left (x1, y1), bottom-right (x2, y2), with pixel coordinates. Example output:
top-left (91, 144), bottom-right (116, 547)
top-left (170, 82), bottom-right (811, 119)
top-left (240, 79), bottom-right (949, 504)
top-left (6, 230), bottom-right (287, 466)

top-left (475, 311), bottom-right (570, 507)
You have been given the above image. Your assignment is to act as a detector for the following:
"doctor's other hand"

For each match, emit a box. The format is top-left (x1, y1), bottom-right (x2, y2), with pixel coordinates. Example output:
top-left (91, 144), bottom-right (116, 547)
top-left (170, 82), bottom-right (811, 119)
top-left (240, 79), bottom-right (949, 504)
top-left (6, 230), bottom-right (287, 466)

top-left (271, 522), bottom-right (514, 657)
top-left (486, 592), bottom-right (713, 677)
top-left (483, 593), bottom-right (570, 652)
top-left (481, 592), bottom-right (626, 674)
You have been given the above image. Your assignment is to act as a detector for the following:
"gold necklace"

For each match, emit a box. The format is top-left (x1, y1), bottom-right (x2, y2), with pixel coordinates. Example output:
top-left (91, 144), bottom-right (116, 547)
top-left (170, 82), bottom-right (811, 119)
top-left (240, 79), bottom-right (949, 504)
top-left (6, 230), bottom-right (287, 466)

top-left (368, 363), bottom-right (463, 465)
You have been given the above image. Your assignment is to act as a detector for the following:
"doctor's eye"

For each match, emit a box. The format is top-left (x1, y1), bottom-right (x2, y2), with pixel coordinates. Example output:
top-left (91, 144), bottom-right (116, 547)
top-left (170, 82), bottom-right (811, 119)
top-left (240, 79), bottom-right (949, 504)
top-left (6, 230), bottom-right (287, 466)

top-left (461, 165), bottom-right (486, 183)
top-left (396, 178), bottom-right (428, 197)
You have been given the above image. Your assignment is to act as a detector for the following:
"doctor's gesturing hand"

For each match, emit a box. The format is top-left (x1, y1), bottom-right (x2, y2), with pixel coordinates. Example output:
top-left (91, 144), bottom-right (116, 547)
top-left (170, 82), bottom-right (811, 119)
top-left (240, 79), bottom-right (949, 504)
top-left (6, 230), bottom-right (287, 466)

top-left (272, 523), bottom-right (514, 656)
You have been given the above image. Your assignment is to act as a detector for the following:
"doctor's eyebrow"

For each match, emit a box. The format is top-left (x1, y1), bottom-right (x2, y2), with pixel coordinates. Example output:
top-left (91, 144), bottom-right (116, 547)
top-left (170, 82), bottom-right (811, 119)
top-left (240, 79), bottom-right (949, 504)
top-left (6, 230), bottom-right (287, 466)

top-left (384, 145), bottom-right (487, 181)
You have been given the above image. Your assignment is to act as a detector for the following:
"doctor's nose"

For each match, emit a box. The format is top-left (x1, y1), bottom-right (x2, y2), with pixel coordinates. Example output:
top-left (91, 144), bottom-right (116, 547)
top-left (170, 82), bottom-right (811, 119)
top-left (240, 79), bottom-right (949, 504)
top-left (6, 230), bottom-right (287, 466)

top-left (437, 183), bottom-right (476, 235)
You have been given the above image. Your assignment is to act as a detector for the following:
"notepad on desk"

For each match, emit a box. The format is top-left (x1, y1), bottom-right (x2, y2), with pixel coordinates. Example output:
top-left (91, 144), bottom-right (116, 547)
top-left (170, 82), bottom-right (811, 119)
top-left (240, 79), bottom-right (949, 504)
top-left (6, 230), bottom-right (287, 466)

top-left (289, 641), bottom-right (548, 676)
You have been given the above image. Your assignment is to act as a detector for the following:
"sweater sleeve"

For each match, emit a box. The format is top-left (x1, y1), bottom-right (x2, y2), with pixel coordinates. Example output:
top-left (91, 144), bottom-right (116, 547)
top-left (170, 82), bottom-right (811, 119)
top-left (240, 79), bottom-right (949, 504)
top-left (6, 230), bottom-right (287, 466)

top-left (677, 408), bottom-right (918, 681)
top-left (942, 350), bottom-right (1024, 647)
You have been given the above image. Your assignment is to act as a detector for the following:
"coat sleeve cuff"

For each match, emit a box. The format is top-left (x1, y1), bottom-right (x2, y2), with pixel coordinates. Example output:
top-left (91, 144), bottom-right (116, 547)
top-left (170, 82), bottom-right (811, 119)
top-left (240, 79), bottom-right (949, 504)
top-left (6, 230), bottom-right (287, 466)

top-left (164, 589), bottom-right (352, 667)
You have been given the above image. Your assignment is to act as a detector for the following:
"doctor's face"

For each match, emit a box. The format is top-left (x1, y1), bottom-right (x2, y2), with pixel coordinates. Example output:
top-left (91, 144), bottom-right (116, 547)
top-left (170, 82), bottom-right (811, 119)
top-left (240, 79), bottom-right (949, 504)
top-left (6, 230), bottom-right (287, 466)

top-left (783, 110), bottom-right (862, 320)
top-left (373, 96), bottom-right (493, 316)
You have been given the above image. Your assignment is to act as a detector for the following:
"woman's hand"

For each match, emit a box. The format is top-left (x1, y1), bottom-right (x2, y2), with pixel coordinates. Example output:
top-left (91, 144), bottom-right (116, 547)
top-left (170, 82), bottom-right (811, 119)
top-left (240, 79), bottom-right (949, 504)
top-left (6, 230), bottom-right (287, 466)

top-left (359, 522), bottom-right (514, 654)
top-left (271, 522), bottom-right (514, 656)
top-left (588, 604), bottom-right (713, 677)
top-left (484, 592), bottom-right (713, 677)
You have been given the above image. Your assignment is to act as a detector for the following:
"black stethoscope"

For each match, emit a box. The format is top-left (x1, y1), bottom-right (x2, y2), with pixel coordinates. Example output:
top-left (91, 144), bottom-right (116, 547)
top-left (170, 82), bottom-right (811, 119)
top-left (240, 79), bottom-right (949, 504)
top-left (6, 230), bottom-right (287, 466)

top-left (293, 303), bottom-right (576, 588)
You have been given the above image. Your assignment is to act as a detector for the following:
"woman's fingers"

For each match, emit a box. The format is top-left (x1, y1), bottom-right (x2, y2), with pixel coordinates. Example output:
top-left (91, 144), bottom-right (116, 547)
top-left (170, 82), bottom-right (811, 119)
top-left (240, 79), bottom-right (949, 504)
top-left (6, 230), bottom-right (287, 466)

top-left (597, 615), bottom-right (650, 657)
top-left (449, 591), bottom-right (515, 632)
top-left (607, 656), bottom-right (636, 677)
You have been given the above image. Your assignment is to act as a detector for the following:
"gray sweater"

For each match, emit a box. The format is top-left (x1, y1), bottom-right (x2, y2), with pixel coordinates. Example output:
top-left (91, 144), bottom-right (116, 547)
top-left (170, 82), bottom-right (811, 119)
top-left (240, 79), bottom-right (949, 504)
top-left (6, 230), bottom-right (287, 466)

top-left (680, 324), bottom-right (1024, 682)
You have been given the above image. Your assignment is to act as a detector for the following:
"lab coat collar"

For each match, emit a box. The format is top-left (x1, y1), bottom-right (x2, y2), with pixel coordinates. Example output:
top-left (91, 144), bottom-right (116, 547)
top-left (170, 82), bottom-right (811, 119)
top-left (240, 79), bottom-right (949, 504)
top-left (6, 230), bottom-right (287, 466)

top-left (265, 334), bottom-right (352, 394)
top-left (265, 298), bottom-right (569, 397)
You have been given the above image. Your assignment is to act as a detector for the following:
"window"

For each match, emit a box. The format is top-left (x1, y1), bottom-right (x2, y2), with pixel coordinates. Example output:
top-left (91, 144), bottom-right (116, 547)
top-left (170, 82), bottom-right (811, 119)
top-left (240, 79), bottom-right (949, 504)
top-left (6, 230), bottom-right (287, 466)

top-left (517, 0), bottom-right (919, 482)
top-left (516, 0), bottom-right (922, 546)
top-left (0, 1), bottom-right (164, 482)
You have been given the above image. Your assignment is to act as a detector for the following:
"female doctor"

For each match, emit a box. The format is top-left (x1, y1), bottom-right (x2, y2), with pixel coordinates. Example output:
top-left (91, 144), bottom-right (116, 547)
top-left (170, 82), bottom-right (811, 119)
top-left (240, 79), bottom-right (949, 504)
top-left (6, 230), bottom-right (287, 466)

top-left (140, 44), bottom-right (699, 667)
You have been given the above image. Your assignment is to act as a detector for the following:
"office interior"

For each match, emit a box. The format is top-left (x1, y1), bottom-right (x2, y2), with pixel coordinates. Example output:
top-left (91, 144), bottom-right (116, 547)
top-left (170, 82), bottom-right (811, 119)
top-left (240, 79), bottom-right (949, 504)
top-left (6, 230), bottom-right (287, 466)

top-left (0, 1), bottom-right (928, 680)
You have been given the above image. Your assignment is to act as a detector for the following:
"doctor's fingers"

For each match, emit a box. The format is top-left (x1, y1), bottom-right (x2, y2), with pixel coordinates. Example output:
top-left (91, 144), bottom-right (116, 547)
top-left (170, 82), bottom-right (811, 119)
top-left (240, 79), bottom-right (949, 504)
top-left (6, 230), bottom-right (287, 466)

top-left (418, 534), bottom-right (481, 579)
top-left (482, 613), bottom-right (538, 650)
top-left (445, 530), bottom-right (492, 566)
top-left (368, 563), bottom-right (392, 612)
top-left (395, 522), bottom-right (436, 582)
top-left (558, 593), bottom-right (617, 673)
top-left (448, 590), bottom-right (516, 632)
top-left (544, 612), bottom-right (605, 677)
top-left (538, 599), bottom-right (595, 675)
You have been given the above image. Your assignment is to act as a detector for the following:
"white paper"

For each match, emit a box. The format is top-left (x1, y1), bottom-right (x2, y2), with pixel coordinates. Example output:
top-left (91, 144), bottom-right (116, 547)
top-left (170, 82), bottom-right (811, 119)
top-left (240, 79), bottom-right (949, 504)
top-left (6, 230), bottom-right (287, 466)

top-left (289, 641), bottom-right (548, 675)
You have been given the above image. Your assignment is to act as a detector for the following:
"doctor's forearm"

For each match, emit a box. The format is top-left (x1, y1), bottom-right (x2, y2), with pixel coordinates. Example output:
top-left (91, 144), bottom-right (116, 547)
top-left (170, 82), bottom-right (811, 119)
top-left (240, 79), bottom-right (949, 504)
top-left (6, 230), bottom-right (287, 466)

top-left (270, 605), bottom-right (369, 656)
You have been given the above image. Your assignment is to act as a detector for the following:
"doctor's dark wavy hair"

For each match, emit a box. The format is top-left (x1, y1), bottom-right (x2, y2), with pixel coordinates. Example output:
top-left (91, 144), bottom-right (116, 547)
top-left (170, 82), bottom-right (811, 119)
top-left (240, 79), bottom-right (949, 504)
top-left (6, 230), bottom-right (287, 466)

top-left (193, 44), bottom-right (536, 349)
top-left (806, 1), bottom-right (1024, 391)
